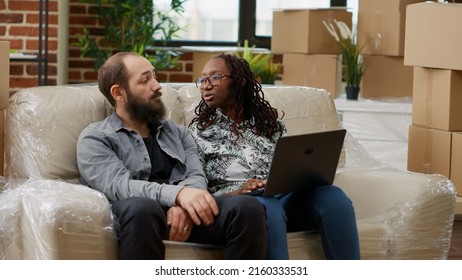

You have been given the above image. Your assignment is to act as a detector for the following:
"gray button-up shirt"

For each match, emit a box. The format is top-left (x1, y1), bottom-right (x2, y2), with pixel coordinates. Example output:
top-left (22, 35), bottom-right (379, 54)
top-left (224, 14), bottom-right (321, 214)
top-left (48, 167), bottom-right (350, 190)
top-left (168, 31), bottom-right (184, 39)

top-left (77, 112), bottom-right (207, 207)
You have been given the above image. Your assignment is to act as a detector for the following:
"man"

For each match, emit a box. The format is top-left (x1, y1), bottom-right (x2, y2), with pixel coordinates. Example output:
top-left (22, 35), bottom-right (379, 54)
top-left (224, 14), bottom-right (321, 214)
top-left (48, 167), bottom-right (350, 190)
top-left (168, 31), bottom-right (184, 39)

top-left (76, 52), bottom-right (267, 260)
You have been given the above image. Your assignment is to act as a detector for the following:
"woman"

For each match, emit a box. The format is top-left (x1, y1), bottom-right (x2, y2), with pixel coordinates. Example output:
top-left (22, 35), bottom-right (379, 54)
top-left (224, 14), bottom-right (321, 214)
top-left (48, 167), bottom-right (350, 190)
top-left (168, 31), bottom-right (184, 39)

top-left (189, 53), bottom-right (360, 260)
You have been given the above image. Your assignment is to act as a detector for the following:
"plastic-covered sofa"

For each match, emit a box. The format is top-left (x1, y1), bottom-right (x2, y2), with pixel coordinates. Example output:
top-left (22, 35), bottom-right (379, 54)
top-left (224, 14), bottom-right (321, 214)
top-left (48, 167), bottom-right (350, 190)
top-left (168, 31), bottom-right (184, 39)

top-left (0, 83), bottom-right (456, 259)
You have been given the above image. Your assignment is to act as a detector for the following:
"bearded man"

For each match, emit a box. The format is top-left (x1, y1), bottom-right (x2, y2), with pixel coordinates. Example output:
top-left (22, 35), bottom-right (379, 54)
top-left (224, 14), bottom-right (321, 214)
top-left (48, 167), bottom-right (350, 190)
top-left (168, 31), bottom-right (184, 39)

top-left (76, 52), bottom-right (267, 260)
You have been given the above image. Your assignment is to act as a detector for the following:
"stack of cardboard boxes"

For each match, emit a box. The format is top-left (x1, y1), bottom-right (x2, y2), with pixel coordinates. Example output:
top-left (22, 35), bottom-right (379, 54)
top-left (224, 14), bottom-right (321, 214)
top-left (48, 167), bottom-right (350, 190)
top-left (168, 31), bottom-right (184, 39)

top-left (271, 8), bottom-right (352, 98)
top-left (0, 41), bottom-right (9, 177)
top-left (404, 2), bottom-right (462, 207)
top-left (356, 0), bottom-right (423, 99)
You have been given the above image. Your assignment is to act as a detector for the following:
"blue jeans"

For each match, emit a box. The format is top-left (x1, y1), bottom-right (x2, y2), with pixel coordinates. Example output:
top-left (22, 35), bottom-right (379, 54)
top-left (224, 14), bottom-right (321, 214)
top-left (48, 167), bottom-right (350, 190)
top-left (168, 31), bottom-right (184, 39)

top-left (255, 195), bottom-right (289, 259)
top-left (256, 184), bottom-right (360, 260)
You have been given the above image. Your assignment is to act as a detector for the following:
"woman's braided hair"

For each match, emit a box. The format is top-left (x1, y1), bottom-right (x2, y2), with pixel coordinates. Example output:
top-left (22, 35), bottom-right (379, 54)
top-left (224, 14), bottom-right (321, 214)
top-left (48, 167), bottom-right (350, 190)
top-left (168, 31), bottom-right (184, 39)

top-left (191, 53), bottom-right (284, 139)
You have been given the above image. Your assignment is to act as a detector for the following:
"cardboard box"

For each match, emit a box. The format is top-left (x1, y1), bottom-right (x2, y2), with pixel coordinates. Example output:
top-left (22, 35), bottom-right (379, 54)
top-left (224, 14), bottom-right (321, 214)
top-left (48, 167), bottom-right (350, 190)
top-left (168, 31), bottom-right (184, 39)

top-left (360, 55), bottom-right (413, 99)
top-left (0, 41), bottom-right (9, 110)
top-left (412, 67), bottom-right (462, 131)
top-left (451, 133), bottom-right (462, 196)
top-left (358, 0), bottom-right (425, 56)
top-left (407, 125), bottom-right (451, 178)
top-left (404, 2), bottom-right (462, 70)
top-left (282, 54), bottom-right (341, 98)
top-left (191, 51), bottom-right (221, 83)
top-left (271, 9), bottom-right (352, 54)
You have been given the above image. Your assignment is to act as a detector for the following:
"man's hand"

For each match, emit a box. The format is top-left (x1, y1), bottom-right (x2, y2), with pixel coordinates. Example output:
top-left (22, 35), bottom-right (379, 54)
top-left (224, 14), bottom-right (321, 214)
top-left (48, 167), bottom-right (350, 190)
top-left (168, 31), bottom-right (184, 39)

top-left (175, 187), bottom-right (219, 225)
top-left (167, 206), bottom-right (193, 242)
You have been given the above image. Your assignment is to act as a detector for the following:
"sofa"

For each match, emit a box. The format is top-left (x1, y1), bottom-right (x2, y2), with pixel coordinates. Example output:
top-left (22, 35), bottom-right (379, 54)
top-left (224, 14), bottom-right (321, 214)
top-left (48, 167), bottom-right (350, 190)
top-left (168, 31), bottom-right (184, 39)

top-left (0, 83), bottom-right (457, 260)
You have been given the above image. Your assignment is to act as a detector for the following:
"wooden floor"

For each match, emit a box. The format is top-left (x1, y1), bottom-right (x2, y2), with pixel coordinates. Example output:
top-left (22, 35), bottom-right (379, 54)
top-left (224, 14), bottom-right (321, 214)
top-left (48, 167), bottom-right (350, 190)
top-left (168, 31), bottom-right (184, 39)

top-left (448, 214), bottom-right (462, 260)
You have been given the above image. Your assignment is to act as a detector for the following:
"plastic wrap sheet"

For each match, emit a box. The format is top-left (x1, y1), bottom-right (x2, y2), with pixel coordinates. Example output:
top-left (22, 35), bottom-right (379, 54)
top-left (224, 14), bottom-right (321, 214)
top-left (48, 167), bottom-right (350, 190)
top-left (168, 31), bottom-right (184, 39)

top-left (2, 179), bottom-right (117, 260)
top-left (335, 97), bottom-right (412, 139)
top-left (335, 168), bottom-right (456, 259)
top-left (0, 179), bottom-right (23, 260)
top-left (342, 132), bottom-right (386, 169)
top-left (4, 84), bottom-right (113, 180)
top-left (332, 98), bottom-right (455, 259)
top-left (333, 99), bottom-right (412, 170)
top-left (335, 97), bottom-right (412, 170)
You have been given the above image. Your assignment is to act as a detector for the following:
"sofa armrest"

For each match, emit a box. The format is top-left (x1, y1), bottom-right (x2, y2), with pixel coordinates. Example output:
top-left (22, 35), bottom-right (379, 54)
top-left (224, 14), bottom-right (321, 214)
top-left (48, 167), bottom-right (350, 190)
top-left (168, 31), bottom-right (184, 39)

top-left (0, 182), bottom-right (23, 260)
top-left (3, 179), bottom-right (118, 259)
top-left (334, 168), bottom-right (456, 259)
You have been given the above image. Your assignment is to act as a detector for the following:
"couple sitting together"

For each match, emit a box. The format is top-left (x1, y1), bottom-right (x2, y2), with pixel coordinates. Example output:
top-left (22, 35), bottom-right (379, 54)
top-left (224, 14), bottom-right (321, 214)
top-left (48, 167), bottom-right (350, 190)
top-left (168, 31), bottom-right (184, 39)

top-left (76, 52), bottom-right (360, 260)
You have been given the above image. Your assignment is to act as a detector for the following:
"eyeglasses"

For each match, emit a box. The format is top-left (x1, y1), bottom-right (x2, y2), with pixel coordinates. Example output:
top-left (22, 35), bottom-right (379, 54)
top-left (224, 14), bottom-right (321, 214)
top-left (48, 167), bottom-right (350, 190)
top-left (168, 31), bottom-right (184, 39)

top-left (195, 74), bottom-right (232, 88)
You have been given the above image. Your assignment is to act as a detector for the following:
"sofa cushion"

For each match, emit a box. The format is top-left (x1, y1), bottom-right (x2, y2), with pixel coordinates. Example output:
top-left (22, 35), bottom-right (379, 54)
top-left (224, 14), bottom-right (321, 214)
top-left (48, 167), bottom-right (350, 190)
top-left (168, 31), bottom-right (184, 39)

top-left (160, 85), bottom-right (185, 125)
top-left (178, 84), bottom-right (342, 133)
top-left (5, 84), bottom-right (182, 180)
top-left (5, 84), bottom-right (112, 180)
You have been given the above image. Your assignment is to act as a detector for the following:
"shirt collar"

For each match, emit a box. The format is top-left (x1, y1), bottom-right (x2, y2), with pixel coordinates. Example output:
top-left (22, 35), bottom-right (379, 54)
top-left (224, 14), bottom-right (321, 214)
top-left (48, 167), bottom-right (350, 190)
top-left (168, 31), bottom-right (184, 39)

top-left (213, 109), bottom-right (255, 127)
top-left (108, 111), bottom-right (166, 133)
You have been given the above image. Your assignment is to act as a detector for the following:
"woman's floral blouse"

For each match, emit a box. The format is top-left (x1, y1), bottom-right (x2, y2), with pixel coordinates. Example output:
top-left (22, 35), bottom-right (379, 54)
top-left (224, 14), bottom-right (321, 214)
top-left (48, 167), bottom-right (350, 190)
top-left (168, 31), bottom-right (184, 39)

top-left (189, 110), bottom-right (287, 196)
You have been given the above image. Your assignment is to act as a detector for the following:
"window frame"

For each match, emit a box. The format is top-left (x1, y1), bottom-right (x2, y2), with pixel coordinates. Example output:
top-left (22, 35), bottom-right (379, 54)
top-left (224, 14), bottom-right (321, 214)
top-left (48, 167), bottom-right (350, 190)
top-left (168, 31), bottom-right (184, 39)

top-left (160, 0), bottom-right (347, 49)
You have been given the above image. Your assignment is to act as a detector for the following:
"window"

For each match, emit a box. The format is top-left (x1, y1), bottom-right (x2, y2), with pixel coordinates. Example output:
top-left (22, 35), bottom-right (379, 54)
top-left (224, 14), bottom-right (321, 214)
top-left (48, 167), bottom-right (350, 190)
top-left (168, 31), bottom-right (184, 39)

top-left (155, 0), bottom-right (239, 45)
top-left (155, 0), bottom-right (239, 42)
top-left (155, 0), bottom-right (357, 48)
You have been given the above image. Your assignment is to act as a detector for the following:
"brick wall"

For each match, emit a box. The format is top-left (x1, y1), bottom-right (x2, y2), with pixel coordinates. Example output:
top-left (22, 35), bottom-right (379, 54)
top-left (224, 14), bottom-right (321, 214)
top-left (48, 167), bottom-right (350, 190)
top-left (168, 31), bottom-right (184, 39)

top-left (68, 0), bottom-right (194, 84)
top-left (68, 0), bottom-right (97, 83)
top-left (68, 1), bottom-right (194, 84)
top-left (0, 0), bottom-right (59, 93)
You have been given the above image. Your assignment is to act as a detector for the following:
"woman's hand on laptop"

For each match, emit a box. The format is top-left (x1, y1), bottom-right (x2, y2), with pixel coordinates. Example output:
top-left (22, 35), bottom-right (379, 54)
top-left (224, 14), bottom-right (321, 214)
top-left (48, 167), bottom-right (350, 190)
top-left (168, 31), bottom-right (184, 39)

top-left (240, 178), bottom-right (266, 194)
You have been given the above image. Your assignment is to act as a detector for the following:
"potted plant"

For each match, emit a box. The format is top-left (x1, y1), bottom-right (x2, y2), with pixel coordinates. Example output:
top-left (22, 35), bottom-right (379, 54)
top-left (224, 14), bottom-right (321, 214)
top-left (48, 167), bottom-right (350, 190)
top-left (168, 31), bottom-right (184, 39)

top-left (323, 20), bottom-right (365, 100)
top-left (234, 40), bottom-right (281, 84)
top-left (259, 60), bottom-right (281, 85)
top-left (75, 0), bottom-right (186, 72)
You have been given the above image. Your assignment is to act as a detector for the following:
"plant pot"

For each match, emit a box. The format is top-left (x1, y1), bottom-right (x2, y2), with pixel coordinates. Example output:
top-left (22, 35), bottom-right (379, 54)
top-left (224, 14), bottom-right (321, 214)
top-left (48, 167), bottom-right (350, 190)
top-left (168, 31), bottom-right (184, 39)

top-left (345, 86), bottom-right (360, 100)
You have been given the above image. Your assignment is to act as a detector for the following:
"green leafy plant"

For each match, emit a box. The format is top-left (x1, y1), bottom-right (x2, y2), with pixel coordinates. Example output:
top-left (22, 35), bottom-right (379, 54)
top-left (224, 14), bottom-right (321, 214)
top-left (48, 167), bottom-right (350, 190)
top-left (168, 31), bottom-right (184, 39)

top-left (323, 20), bottom-right (366, 88)
top-left (234, 40), bottom-right (281, 84)
top-left (75, 0), bottom-right (186, 71)
top-left (259, 61), bottom-right (281, 85)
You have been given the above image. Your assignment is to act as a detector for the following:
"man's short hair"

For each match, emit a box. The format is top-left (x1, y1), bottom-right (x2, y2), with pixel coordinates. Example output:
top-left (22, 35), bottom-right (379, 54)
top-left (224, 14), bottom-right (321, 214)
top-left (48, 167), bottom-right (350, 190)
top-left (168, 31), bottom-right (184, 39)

top-left (97, 52), bottom-right (140, 106)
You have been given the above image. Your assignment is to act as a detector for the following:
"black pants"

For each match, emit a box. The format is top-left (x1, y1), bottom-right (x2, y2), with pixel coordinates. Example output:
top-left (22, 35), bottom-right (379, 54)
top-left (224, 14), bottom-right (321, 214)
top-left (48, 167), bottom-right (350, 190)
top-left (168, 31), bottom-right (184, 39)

top-left (111, 195), bottom-right (267, 260)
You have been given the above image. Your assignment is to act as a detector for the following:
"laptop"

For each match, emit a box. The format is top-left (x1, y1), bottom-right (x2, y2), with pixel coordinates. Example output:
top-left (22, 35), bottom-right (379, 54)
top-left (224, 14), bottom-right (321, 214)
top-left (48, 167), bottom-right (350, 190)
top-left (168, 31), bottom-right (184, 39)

top-left (250, 128), bottom-right (346, 197)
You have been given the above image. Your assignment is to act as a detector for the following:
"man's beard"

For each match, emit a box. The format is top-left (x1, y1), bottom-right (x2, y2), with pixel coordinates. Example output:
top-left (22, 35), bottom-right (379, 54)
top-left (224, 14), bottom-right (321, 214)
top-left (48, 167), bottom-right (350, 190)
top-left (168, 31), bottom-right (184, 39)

top-left (125, 88), bottom-right (167, 128)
